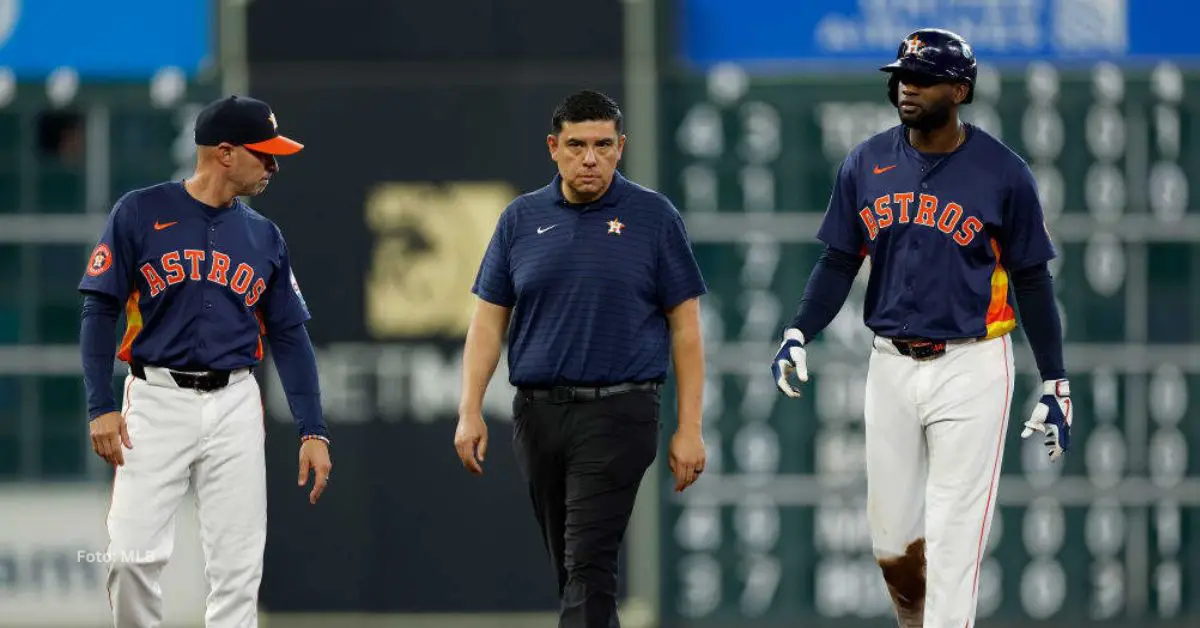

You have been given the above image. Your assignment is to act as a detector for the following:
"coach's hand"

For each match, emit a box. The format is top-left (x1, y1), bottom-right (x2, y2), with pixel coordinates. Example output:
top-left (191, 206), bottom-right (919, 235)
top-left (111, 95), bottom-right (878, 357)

top-left (669, 427), bottom-right (706, 492)
top-left (89, 411), bottom-right (132, 466)
top-left (771, 328), bottom-right (809, 398)
top-left (298, 438), bottom-right (332, 505)
top-left (454, 412), bottom-right (488, 475)
top-left (1022, 379), bottom-right (1073, 462)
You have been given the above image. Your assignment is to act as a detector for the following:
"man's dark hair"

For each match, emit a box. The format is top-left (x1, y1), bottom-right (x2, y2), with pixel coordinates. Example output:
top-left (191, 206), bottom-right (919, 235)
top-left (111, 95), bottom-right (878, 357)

top-left (551, 90), bottom-right (623, 135)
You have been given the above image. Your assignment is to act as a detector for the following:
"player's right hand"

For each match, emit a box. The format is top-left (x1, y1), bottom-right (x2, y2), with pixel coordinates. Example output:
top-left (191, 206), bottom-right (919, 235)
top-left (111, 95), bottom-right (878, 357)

top-left (771, 328), bottom-right (809, 398)
top-left (89, 411), bottom-right (132, 467)
top-left (453, 412), bottom-right (488, 475)
top-left (1022, 379), bottom-right (1072, 462)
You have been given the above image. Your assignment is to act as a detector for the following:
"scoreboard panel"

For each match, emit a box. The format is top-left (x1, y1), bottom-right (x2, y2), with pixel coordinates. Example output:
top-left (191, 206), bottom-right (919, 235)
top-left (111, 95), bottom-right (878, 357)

top-left (657, 62), bottom-right (1200, 626)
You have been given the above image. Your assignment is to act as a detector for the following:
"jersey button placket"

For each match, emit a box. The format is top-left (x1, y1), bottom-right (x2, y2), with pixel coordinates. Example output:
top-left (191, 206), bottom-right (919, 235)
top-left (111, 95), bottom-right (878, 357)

top-left (905, 174), bottom-right (923, 332)
top-left (207, 225), bottom-right (217, 292)
top-left (200, 222), bottom-right (215, 361)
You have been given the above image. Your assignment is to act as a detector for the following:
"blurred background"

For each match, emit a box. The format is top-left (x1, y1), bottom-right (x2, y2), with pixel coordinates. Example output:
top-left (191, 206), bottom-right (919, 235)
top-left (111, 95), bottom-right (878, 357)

top-left (0, 0), bottom-right (1197, 626)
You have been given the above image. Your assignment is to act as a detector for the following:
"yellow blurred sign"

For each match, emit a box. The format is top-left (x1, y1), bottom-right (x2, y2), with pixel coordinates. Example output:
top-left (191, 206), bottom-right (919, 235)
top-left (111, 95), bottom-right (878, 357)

top-left (364, 181), bottom-right (513, 339)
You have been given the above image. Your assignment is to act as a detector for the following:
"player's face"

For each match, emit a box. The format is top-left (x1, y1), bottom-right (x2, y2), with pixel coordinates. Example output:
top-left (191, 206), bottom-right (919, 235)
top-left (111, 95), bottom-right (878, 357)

top-left (232, 146), bottom-right (279, 196)
top-left (895, 73), bottom-right (968, 132)
top-left (547, 120), bottom-right (626, 203)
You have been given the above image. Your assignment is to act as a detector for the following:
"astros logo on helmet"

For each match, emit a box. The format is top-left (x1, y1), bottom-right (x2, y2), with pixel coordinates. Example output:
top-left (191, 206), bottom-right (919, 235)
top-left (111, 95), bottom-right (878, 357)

top-left (881, 28), bottom-right (977, 106)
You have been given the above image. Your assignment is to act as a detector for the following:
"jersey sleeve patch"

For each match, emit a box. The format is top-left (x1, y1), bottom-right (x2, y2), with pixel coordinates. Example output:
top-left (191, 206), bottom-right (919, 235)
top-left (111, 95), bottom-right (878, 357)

top-left (290, 270), bottom-right (309, 313)
top-left (86, 244), bottom-right (114, 277)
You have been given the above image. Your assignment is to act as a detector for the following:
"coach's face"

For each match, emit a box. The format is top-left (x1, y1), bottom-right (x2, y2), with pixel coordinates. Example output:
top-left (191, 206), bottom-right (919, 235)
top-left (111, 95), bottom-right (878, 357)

top-left (895, 72), bottom-right (969, 132)
top-left (218, 143), bottom-right (278, 197)
top-left (548, 120), bottom-right (625, 203)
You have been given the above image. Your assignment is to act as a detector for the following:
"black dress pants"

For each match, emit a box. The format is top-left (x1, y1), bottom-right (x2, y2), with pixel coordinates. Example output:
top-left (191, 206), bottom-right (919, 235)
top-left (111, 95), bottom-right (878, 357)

top-left (511, 387), bottom-right (661, 628)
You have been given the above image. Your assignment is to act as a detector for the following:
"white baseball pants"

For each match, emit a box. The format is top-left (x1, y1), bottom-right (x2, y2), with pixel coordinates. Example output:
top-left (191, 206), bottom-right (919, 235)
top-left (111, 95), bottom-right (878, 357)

top-left (106, 366), bottom-right (266, 628)
top-left (864, 334), bottom-right (1014, 628)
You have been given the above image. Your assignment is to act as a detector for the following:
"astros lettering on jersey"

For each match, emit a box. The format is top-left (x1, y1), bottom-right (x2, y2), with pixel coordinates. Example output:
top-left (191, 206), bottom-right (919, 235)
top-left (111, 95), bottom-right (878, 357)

top-left (81, 181), bottom-right (310, 370)
top-left (817, 124), bottom-right (1054, 341)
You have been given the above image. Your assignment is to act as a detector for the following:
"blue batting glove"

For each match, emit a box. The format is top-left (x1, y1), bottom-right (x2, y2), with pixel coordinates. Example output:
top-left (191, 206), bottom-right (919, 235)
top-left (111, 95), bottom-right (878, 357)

top-left (1022, 379), bottom-right (1072, 462)
top-left (771, 328), bottom-right (809, 398)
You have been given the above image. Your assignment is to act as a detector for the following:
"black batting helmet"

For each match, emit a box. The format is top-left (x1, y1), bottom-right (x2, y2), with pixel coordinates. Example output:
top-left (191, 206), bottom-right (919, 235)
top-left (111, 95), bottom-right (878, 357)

top-left (880, 28), bottom-right (977, 107)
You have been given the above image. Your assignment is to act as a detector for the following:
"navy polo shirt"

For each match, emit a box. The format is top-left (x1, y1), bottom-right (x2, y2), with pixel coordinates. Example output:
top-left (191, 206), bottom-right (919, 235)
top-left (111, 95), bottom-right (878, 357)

top-left (472, 171), bottom-right (707, 387)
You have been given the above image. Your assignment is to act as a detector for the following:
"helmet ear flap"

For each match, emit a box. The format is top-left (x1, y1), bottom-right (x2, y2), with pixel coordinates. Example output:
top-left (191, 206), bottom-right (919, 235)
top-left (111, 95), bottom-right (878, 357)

top-left (960, 64), bottom-right (977, 104)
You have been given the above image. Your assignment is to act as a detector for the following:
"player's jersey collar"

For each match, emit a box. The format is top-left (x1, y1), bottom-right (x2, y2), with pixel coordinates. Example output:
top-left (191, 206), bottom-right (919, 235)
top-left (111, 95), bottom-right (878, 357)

top-left (172, 180), bottom-right (246, 220)
top-left (896, 123), bottom-right (976, 176)
top-left (898, 123), bottom-right (976, 158)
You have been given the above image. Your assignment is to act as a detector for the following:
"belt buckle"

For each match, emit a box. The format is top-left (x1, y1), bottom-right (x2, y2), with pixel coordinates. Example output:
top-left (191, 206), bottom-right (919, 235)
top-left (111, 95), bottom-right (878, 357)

top-left (171, 370), bottom-right (222, 392)
top-left (172, 372), bottom-right (202, 391)
top-left (907, 340), bottom-right (945, 360)
top-left (549, 386), bottom-right (574, 404)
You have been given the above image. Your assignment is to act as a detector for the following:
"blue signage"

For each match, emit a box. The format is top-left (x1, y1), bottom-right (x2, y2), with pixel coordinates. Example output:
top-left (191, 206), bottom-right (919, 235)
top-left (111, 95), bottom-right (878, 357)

top-left (0, 0), bottom-right (211, 78)
top-left (679, 0), bottom-right (1200, 70)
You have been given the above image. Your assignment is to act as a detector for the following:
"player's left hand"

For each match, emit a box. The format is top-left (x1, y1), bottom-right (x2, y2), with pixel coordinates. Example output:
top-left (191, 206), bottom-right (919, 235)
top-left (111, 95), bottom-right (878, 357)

top-left (298, 437), bottom-right (332, 505)
top-left (771, 328), bottom-right (809, 398)
top-left (669, 427), bottom-right (706, 492)
top-left (1021, 379), bottom-right (1072, 462)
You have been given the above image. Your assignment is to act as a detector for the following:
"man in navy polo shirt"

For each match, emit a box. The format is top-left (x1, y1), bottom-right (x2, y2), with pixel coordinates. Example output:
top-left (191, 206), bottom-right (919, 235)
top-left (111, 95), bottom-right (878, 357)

top-left (454, 90), bottom-right (708, 627)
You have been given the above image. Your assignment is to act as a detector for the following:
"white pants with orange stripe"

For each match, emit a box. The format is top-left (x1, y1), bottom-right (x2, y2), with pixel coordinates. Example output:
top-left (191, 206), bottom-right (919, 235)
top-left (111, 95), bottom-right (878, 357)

top-left (106, 366), bottom-right (265, 628)
top-left (864, 334), bottom-right (1014, 628)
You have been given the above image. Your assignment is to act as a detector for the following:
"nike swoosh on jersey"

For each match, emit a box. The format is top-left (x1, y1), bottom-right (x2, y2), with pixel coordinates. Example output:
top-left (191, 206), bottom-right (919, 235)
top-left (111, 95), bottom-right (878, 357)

top-left (873, 164), bottom-right (897, 174)
top-left (154, 221), bottom-right (178, 230)
top-left (537, 225), bottom-right (557, 234)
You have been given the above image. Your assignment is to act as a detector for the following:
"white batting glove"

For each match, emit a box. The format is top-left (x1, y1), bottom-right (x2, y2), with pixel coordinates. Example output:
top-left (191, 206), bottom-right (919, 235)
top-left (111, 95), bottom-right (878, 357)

top-left (1021, 379), bottom-right (1073, 462)
top-left (771, 328), bottom-right (809, 398)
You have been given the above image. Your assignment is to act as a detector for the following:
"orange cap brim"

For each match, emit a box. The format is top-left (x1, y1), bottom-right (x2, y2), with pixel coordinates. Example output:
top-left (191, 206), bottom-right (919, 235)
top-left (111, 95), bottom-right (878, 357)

top-left (244, 135), bottom-right (304, 155)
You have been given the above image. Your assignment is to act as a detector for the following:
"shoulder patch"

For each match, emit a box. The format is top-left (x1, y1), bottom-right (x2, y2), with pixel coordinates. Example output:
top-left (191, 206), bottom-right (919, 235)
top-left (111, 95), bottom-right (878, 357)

top-left (86, 244), bottom-right (113, 277)
top-left (290, 270), bottom-right (308, 311)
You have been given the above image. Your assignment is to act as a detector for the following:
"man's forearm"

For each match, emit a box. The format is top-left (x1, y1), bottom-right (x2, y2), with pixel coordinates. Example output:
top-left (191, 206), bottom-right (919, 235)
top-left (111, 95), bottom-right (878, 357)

top-left (81, 292), bottom-right (121, 420)
top-left (1011, 263), bottom-right (1066, 381)
top-left (789, 246), bottom-right (863, 342)
top-left (459, 301), bottom-right (509, 415)
top-left (268, 322), bottom-right (329, 441)
top-left (669, 298), bottom-right (705, 433)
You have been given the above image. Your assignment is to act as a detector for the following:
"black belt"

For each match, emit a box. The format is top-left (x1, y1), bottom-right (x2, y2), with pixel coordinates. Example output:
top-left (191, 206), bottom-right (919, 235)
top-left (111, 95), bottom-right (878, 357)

top-left (131, 362), bottom-right (233, 392)
top-left (520, 381), bottom-right (659, 403)
top-left (890, 338), bottom-right (948, 360)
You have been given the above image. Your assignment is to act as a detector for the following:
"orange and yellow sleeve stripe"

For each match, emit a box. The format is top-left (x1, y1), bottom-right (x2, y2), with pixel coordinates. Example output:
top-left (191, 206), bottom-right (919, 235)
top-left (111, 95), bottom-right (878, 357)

top-left (984, 238), bottom-right (1017, 339)
top-left (116, 291), bottom-right (143, 363)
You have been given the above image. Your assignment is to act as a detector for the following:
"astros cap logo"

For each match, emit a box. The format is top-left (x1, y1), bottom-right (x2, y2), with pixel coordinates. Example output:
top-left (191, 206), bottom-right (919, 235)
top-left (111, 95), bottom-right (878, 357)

top-left (268, 112), bottom-right (278, 130)
top-left (903, 36), bottom-right (925, 57)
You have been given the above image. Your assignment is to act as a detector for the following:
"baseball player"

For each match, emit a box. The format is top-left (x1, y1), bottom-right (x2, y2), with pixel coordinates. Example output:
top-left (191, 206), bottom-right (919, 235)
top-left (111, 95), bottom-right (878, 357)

top-left (771, 29), bottom-right (1073, 627)
top-left (78, 95), bottom-right (332, 628)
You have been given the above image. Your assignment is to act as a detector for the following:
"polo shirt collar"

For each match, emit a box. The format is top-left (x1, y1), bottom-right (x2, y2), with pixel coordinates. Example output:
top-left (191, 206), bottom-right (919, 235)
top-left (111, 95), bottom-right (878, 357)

top-left (553, 170), bottom-right (628, 211)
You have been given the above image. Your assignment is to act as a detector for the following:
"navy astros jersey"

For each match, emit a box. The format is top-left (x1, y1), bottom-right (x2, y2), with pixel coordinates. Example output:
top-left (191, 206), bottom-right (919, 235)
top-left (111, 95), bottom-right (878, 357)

top-left (472, 171), bottom-right (707, 386)
top-left (78, 181), bottom-right (310, 370)
top-left (818, 123), bottom-right (1056, 340)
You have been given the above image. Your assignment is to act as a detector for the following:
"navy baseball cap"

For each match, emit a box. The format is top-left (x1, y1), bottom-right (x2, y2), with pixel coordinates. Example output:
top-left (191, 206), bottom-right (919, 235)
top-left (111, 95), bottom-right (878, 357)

top-left (194, 95), bottom-right (303, 155)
